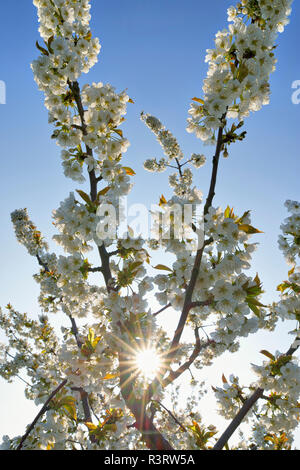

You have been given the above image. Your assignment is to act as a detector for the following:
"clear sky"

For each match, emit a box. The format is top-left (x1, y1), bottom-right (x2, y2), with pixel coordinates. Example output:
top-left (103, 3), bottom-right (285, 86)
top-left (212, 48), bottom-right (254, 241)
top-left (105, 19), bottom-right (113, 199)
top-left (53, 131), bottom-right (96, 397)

top-left (0, 0), bottom-right (299, 447)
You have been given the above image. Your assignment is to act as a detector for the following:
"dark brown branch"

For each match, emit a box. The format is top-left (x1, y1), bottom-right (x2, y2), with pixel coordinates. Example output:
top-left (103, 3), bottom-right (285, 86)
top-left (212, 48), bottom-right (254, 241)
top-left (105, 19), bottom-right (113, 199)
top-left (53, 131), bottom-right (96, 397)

top-left (213, 387), bottom-right (264, 450)
top-left (189, 299), bottom-right (213, 310)
top-left (71, 387), bottom-right (93, 424)
top-left (107, 249), bottom-right (120, 257)
top-left (213, 339), bottom-right (300, 450)
top-left (36, 254), bottom-right (49, 272)
top-left (285, 337), bottom-right (300, 357)
top-left (175, 157), bottom-right (183, 178)
top-left (167, 124), bottom-right (225, 358)
top-left (69, 80), bottom-right (172, 450)
top-left (69, 315), bottom-right (83, 349)
top-left (153, 303), bottom-right (172, 317)
top-left (16, 379), bottom-right (68, 450)
top-left (88, 266), bottom-right (103, 273)
top-left (162, 328), bottom-right (204, 387)
top-left (71, 124), bottom-right (84, 131)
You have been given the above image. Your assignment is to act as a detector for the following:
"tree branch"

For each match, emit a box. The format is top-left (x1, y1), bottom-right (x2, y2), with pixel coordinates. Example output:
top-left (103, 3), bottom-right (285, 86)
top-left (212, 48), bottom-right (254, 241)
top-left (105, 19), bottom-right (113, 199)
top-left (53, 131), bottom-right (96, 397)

top-left (167, 123), bottom-right (225, 359)
top-left (16, 379), bottom-right (68, 450)
top-left (88, 266), bottom-right (103, 273)
top-left (213, 387), bottom-right (264, 450)
top-left (213, 339), bottom-right (300, 450)
top-left (162, 328), bottom-right (203, 387)
top-left (153, 303), bottom-right (172, 317)
top-left (69, 79), bottom-right (173, 450)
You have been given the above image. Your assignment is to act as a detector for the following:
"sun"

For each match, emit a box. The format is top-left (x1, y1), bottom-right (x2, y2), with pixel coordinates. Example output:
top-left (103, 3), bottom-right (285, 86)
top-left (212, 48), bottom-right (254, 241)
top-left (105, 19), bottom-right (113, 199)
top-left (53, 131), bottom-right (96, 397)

top-left (135, 348), bottom-right (162, 380)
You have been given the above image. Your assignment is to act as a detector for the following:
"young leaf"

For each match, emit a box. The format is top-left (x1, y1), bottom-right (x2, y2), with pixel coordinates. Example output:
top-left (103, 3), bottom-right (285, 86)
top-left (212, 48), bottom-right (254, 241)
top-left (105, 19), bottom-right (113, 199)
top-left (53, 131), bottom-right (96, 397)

top-left (85, 422), bottom-right (97, 431)
top-left (36, 40), bottom-right (49, 56)
top-left (288, 266), bottom-right (295, 277)
top-left (238, 224), bottom-right (263, 234)
top-left (123, 166), bottom-right (136, 176)
top-left (159, 195), bottom-right (167, 206)
top-left (84, 31), bottom-right (92, 41)
top-left (102, 373), bottom-right (118, 380)
top-left (153, 264), bottom-right (173, 272)
top-left (59, 396), bottom-right (77, 421)
top-left (254, 273), bottom-right (261, 288)
top-left (222, 374), bottom-right (228, 384)
top-left (114, 128), bottom-right (123, 138)
top-left (260, 350), bottom-right (275, 361)
top-left (76, 189), bottom-right (92, 205)
top-left (192, 97), bottom-right (205, 104)
top-left (97, 186), bottom-right (111, 199)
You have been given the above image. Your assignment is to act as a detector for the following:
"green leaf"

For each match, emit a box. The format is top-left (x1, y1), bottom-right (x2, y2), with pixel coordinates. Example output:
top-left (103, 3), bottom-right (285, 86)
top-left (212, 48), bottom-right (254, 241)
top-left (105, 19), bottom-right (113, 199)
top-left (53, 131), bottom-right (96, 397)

top-left (192, 97), bottom-right (205, 104)
top-left (260, 350), bottom-right (275, 361)
top-left (159, 194), bottom-right (167, 207)
top-left (224, 206), bottom-right (231, 218)
top-left (224, 206), bottom-right (235, 219)
top-left (59, 396), bottom-right (77, 421)
top-left (96, 186), bottom-right (111, 203)
top-left (129, 261), bottom-right (143, 272)
top-left (88, 328), bottom-right (95, 344)
top-left (247, 300), bottom-right (263, 317)
top-left (288, 266), bottom-right (295, 277)
top-left (253, 273), bottom-right (261, 288)
top-left (85, 422), bottom-right (97, 431)
top-left (47, 36), bottom-right (54, 54)
top-left (153, 264), bottom-right (173, 272)
top-left (123, 166), bottom-right (136, 176)
top-left (76, 189), bottom-right (92, 205)
top-left (114, 128), bottom-right (123, 138)
top-left (235, 210), bottom-right (251, 224)
top-left (238, 224), bottom-right (263, 234)
top-left (36, 40), bottom-right (49, 56)
top-left (237, 63), bottom-right (249, 83)
top-left (102, 373), bottom-right (118, 380)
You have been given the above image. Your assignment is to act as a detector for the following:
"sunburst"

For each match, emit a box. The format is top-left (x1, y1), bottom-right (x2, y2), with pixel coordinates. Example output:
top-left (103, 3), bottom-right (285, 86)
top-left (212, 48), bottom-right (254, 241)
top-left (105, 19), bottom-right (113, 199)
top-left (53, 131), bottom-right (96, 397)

top-left (134, 347), bottom-right (162, 380)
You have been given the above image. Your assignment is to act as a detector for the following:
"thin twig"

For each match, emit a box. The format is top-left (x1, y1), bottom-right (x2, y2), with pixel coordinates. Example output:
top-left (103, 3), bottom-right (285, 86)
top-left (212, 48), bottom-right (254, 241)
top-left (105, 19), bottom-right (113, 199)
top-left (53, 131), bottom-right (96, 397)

top-left (153, 303), bottom-right (172, 317)
top-left (88, 266), bottom-right (103, 273)
top-left (152, 400), bottom-right (187, 432)
top-left (213, 339), bottom-right (300, 450)
top-left (162, 328), bottom-right (206, 387)
top-left (17, 379), bottom-right (68, 450)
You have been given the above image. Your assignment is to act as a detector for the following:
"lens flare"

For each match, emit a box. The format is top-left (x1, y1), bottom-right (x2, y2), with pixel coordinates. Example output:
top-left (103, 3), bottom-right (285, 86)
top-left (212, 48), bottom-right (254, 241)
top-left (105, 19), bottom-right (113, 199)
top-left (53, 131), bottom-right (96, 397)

top-left (135, 348), bottom-right (162, 380)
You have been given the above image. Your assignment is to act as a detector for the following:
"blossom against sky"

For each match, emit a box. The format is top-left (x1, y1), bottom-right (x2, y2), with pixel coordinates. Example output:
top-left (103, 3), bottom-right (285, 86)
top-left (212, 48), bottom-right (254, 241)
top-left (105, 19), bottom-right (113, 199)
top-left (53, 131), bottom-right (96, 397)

top-left (0, 0), bottom-right (299, 445)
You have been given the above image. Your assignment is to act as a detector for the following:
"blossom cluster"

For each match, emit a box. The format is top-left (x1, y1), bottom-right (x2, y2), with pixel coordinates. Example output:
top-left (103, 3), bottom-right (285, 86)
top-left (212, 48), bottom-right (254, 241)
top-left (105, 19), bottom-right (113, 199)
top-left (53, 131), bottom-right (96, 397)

top-left (153, 205), bottom-right (266, 365)
top-left (1, 0), bottom-right (298, 452)
top-left (278, 200), bottom-right (300, 265)
top-left (11, 209), bottom-right (48, 257)
top-left (252, 353), bottom-right (300, 435)
top-left (52, 192), bottom-right (98, 253)
top-left (32, 0), bottom-right (131, 189)
top-left (0, 306), bottom-right (140, 450)
top-left (214, 375), bottom-right (246, 420)
top-left (187, 0), bottom-right (293, 144)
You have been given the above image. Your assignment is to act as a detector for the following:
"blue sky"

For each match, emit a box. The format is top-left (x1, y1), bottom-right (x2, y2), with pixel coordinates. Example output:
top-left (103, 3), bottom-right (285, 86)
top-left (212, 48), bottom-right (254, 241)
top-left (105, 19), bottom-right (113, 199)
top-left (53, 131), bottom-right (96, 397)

top-left (0, 0), bottom-right (299, 446)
